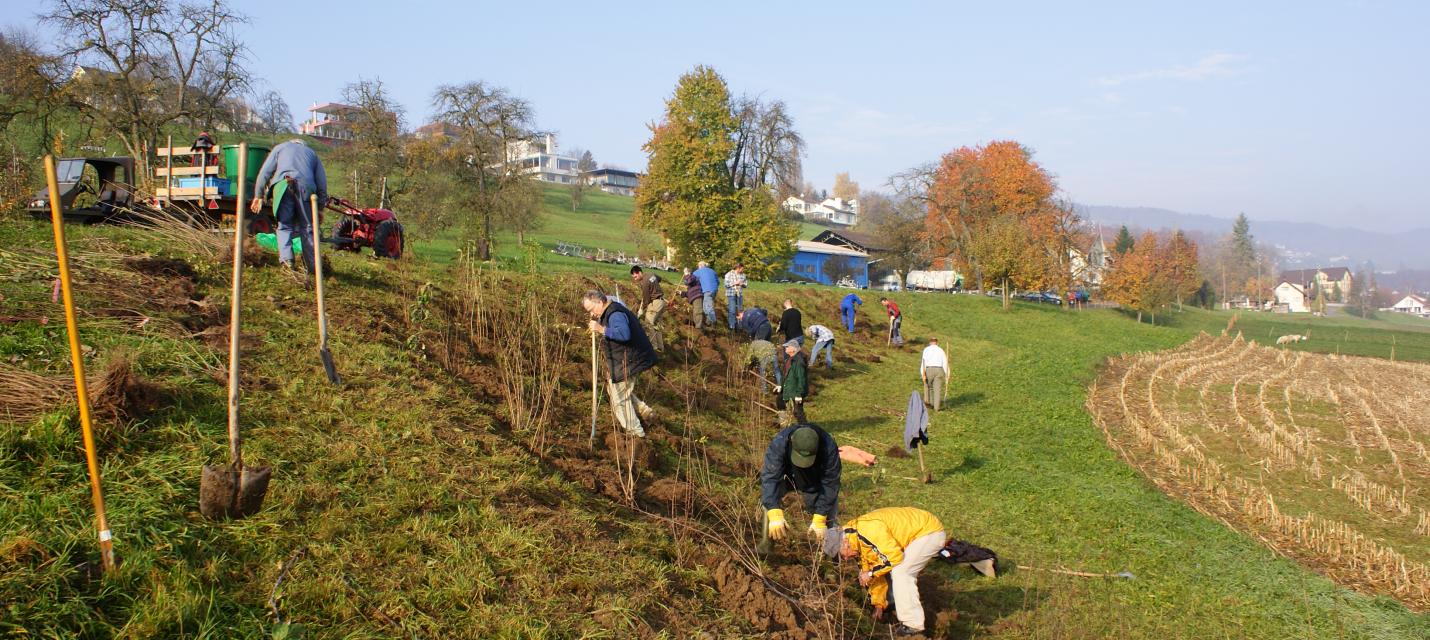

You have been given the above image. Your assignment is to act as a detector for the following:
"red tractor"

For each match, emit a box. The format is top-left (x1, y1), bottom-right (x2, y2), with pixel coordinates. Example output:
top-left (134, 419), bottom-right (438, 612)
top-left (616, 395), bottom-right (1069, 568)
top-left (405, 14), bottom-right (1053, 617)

top-left (325, 197), bottom-right (405, 259)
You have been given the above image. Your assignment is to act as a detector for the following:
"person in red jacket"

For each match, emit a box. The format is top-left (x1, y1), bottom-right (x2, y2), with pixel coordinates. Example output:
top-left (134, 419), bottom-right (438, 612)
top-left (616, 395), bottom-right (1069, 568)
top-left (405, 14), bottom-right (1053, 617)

top-left (879, 297), bottom-right (904, 346)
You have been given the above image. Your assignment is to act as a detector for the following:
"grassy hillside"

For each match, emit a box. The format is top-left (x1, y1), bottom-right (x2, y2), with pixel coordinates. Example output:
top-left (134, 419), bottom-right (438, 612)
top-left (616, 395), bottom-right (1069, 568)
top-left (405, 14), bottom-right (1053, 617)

top-left (4, 208), bottom-right (1429, 638)
top-left (414, 185), bottom-right (831, 265)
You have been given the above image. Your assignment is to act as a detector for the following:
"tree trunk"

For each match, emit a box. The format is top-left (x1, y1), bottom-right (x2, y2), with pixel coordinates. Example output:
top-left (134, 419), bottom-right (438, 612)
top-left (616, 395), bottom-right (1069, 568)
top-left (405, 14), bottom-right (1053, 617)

top-left (1001, 278), bottom-right (1010, 310)
top-left (1137, 311), bottom-right (1143, 323)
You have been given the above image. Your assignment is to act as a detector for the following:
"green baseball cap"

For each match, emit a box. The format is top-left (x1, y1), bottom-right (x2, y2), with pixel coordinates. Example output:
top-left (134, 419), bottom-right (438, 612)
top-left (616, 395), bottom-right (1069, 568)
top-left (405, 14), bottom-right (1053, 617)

top-left (789, 426), bottom-right (820, 468)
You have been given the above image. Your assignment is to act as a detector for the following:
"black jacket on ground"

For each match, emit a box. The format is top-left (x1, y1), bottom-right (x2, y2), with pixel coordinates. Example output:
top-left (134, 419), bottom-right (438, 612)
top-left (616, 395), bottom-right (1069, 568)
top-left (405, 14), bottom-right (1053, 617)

top-left (739, 307), bottom-right (772, 341)
top-left (600, 301), bottom-right (657, 382)
top-left (759, 423), bottom-right (841, 516)
top-left (779, 307), bottom-right (803, 341)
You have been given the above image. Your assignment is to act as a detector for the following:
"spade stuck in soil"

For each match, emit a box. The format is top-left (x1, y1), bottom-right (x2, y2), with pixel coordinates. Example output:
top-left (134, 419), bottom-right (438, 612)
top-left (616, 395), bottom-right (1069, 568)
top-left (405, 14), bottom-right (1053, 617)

top-left (200, 143), bottom-right (270, 520)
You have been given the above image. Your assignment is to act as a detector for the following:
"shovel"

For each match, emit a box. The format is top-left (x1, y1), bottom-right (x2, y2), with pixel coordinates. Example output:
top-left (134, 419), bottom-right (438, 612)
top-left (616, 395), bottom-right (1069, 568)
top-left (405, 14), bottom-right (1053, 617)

top-left (915, 442), bottom-right (933, 484)
top-left (201, 143), bottom-right (271, 520)
top-left (45, 155), bottom-right (118, 570)
top-left (311, 194), bottom-right (341, 385)
top-left (590, 331), bottom-right (599, 449)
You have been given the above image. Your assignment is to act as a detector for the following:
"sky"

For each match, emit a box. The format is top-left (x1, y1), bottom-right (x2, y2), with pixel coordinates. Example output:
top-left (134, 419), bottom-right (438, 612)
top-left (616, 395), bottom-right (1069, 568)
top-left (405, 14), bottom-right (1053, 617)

top-left (5, 0), bottom-right (1428, 232)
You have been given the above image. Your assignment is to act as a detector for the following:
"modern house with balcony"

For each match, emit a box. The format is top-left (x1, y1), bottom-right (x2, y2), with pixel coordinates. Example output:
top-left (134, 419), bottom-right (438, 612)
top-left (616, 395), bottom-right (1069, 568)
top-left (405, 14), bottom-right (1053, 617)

top-left (584, 168), bottom-right (640, 196)
top-left (506, 134), bottom-right (581, 184)
top-left (301, 102), bottom-right (361, 141)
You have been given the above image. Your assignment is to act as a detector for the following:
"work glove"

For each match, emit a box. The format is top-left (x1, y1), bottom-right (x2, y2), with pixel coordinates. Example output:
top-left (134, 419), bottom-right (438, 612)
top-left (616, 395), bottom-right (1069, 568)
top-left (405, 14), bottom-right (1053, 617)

top-left (767, 509), bottom-right (788, 540)
top-left (808, 513), bottom-right (827, 535)
top-left (773, 385), bottom-right (782, 394)
top-left (795, 397), bottom-right (803, 403)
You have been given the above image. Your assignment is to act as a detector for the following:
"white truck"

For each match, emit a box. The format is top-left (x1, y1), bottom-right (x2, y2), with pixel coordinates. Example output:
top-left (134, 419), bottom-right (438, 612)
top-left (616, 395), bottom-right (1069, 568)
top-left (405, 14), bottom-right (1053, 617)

top-left (905, 270), bottom-right (963, 292)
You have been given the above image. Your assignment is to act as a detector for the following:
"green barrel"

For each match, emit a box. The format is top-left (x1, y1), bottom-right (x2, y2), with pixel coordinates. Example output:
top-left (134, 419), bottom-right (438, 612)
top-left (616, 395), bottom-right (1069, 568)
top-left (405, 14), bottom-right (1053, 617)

top-left (221, 144), bottom-right (271, 195)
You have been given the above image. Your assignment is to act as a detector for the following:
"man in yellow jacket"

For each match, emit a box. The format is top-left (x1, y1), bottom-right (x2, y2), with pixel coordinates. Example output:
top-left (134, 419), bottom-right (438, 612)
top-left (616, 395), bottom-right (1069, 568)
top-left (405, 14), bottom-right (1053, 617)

top-left (823, 507), bottom-right (947, 636)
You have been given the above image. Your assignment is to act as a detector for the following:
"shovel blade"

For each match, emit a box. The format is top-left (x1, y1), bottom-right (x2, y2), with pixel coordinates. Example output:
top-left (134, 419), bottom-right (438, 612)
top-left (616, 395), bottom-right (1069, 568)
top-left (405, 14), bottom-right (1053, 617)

top-left (320, 347), bottom-right (342, 385)
top-left (199, 464), bottom-right (272, 520)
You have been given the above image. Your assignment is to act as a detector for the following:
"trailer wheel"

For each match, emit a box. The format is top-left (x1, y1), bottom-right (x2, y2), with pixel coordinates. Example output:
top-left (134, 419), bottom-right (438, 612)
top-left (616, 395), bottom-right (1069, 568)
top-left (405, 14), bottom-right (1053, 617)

top-left (374, 219), bottom-right (404, 259)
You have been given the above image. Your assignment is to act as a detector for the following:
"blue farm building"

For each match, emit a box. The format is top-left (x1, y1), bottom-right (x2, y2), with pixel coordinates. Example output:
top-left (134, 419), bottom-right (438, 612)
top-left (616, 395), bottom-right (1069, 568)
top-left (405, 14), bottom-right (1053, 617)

top-left (786, 240), bottom-right (871, 287)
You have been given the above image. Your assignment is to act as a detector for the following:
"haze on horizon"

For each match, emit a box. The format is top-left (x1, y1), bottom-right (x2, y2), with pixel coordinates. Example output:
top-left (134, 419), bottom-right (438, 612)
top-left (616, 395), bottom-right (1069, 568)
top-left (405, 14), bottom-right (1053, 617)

top-left (5, 0), bottom-right (1426, 232)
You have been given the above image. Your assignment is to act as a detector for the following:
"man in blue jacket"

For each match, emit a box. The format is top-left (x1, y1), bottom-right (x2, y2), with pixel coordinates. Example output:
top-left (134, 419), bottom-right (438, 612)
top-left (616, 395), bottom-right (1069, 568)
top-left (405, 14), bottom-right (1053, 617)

top-left (250, 139), bottom-right (328, 277)
top-left (583, 290), bottom-right (659, 438)
top-left (839, 293), bottom-right (863, 333)
top-left (693, 261), bottom-right (720, 327)
top-left (736, 306), bottom-right (772, 342)
top-left (757, 423), bottom-right (841, 555)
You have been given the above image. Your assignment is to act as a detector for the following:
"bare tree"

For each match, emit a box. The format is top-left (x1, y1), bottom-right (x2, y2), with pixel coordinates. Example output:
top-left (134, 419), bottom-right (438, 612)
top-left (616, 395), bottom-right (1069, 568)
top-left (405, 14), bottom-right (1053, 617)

top-left (567, 147), bottom-right (596, 211)
top-left (0, 28), bottom-right (66, 147)
top-left (42, 0), bottom-right (251, 186)
top-left (254, 88), bottom-right (292, 133)
top-left (336, 78), bottom-right (404, 204)
top-left (729, 96), bottom-right (804, 196)
top-left (430, 81), bottom-right (536, 260)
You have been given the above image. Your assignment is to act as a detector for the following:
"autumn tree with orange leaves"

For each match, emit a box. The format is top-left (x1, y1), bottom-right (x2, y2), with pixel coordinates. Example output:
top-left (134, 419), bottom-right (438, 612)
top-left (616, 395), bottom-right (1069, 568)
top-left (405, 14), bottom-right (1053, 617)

top-left (922, 140), bottom-right (1081, 309)
top-left (1104, 230), bottom-right (1201, 323)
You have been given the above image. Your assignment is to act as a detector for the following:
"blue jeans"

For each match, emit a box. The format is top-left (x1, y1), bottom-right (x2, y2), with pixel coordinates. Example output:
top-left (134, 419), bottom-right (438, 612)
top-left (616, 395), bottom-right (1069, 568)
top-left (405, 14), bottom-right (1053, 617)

top-left (275, 190), bottom-right (314, 274)
top-left (726, 291), bottom-right (743, 329)
top-left (841, 306), bottom-right (857, 332)
top-left (702, 292), bottom-right (716, 325)
top-left (810, 338), bottom-right (834, 368)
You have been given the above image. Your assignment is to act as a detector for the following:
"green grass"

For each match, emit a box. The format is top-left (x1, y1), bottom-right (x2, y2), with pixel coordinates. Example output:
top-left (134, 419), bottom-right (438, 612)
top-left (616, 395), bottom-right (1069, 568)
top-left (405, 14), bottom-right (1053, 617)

top-left (411, 185), bottom-right (832, 266)
top-left (756, 291), bottom-right (1428, 638)
top-left (5, 208), bottom-right (1429, 638)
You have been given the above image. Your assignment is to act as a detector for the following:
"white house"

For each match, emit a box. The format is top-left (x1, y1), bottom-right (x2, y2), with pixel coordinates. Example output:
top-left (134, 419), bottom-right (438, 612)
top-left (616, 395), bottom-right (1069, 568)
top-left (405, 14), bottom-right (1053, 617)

top-left (1273, 281), bottom-right (1310, 313)
top-left (1070, 228), bottom-right (1111, 288)
top-left (1391, 294), bottom-right (1429, 317)
top-left (783, 196), bottom-right (859, 227)
top-left (506, 133), bottom-right (581, 184)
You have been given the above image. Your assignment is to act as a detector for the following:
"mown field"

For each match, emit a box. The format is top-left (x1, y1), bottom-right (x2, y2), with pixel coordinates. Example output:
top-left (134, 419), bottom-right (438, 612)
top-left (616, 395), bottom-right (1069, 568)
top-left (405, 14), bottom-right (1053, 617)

top-left (1089, 335), bottom-right (1428, 609)
top-left (3, 201), bottom-right (1430, 637)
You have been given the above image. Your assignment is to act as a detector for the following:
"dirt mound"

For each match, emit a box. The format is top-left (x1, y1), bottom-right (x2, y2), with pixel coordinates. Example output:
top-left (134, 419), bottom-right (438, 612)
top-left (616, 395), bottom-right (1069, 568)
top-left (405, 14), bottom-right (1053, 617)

top-left (710, 558), bottom-right (819, 639)
top-left (0, 354), bottom-right (166, 428)
top-left (124, 256), bottom-right (195, 280)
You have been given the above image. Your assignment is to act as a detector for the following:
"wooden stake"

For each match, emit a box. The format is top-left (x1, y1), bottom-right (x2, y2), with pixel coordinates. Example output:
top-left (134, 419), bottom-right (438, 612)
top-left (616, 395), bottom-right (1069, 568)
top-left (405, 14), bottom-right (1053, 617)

top-left (44, 155), bottom-right (116, 572)
top-left (311, 194), bottom-right (340, 384)
top-left (590, 332), bottom-right (599, 449)
top-left (228, 144), bottom-right (247, 467)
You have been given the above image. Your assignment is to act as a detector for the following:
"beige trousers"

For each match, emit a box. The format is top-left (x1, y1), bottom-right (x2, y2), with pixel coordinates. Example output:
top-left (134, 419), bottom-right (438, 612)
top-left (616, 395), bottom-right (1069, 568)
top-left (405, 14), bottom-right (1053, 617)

top-left (642, 299), bottom-right (666, 350)
top-left (607, 377), bottom-right (650, 437)
top-left (923, 366), bottom-right (946, 411)
top-left (891, 530), bottom-right (946, 631)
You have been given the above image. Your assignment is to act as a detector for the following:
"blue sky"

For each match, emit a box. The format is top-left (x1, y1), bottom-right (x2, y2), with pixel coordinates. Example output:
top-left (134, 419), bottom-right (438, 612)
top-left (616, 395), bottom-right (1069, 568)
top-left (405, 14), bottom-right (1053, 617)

top-left (6, 1), bottom-right (1427, 231)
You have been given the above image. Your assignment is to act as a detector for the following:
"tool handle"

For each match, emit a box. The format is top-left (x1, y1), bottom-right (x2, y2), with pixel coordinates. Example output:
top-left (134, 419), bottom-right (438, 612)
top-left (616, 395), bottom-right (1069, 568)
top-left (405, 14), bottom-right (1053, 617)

top-left (228, 144), bottom-right (247, 467)
top-left (589, 332), bottom-right (598, 446)
top-left (45, 155), bottom-right (115, 571)
top-left (311, 194), bottom-right (329, 347)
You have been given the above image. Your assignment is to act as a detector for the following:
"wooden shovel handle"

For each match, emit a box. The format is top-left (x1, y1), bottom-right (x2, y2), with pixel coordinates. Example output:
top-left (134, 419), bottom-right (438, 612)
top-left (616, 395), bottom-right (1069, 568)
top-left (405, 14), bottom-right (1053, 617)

top-left (227, 144), bottom-right (247, 468)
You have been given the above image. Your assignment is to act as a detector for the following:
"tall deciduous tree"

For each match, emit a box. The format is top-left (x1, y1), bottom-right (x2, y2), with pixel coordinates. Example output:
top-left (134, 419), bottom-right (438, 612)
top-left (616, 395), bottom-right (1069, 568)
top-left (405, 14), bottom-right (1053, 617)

top-left (43, 0), bottom-right (251, 185)
top-left (831, 172), bottom-right (858, 201)
top-left (337, 78), bottom-right (403, 206)
top-left (427, 80), bottom-right (536, 260)
top-left (922, 140), bottom-right (1069, 308)
top-left (254, 88), bottom-right (292, 133)
top-left (730, 96), bottom-right (804, 197)
top-left (1164, 230), bottom-right (1200, 309)
top-left (635, 66), bottom-right (795, 277)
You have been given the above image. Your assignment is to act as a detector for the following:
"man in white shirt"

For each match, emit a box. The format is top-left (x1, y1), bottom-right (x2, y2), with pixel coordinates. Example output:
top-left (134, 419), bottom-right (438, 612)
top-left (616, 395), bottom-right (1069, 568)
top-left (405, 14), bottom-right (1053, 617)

top-left (806, 323), bottom-right (836, 370)
top-left (920, 338), bottom-right (950, 411)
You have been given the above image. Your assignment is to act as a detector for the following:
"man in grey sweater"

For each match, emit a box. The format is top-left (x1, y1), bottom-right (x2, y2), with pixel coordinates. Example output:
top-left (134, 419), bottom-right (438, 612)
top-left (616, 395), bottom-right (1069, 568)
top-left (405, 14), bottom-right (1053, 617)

top-left (249, 140), bottom-right (328, 275)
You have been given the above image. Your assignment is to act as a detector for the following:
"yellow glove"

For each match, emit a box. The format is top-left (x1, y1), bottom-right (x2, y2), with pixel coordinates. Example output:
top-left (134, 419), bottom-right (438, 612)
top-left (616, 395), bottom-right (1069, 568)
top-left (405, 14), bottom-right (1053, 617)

top-left (808, 514), bottom-right (827, 534)
top-left (767, 509), bottom-right (788, 540)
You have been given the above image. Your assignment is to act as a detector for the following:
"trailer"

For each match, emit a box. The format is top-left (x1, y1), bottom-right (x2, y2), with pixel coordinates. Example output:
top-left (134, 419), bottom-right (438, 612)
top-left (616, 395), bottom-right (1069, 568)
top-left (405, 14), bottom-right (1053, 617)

top-left (152, 137), bottom-right (271, 232)
top-left (906, 270), bottom-right (964, 292)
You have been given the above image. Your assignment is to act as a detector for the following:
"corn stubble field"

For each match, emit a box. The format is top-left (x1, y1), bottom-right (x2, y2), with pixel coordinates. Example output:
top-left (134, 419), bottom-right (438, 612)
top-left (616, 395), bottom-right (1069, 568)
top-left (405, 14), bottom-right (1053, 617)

top-left (1089, 333), bottom-right (1430, 610)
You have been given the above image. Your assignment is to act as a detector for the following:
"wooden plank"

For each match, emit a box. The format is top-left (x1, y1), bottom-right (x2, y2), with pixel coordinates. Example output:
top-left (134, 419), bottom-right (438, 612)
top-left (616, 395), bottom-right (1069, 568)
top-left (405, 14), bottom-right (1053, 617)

top-left (155, 147), bottom-right (204, 157)
top-left (156, 187), bottom-right (216, 198)
top-left (155, 165), bottom-right (220, 177)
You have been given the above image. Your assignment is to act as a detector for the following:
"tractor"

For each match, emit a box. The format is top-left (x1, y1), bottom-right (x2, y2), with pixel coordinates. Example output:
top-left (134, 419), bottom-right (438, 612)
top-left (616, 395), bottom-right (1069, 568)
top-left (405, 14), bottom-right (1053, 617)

top-left (325, 197), bottom-right (405, 259)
